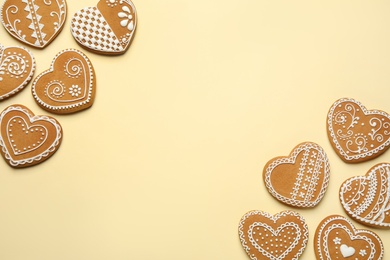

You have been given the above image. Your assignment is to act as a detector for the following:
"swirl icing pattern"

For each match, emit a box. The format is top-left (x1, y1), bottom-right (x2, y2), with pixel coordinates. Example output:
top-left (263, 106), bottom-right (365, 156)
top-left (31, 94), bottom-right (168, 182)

top-left (327, 98), bottom-right (390, 163)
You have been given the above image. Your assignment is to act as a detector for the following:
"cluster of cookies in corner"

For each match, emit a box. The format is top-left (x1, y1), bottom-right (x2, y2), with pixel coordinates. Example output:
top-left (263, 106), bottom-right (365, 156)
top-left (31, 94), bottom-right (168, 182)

top-left (239, 98), bottom-right (390, 259)
top-left (0, 0), bottom-right (137, 167)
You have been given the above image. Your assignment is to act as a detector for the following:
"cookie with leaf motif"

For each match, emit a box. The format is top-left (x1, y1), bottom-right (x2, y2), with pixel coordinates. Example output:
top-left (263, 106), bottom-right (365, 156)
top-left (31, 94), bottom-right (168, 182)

top-left (70, 0), bottom-right (137, 55)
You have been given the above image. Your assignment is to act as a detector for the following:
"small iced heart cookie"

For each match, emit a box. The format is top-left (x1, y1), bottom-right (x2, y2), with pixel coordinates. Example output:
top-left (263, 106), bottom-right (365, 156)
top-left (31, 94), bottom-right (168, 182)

top-left (0, 104), bottom-right (62, 168)
top-left (0, 44), bottom-right (35, 100)
top-left (327, 98), bottom-right (390, 163)
top-left (70, 0), bottom-right (137, 55)
top-left (315, 215), bottom-right (384, 260)
top-left (340, 163), bottom-right (390, 229)
top-left (238, 210), bottom-right (309, 260)
top-left (31, 49), bottom-right (96, 114)
top-left (1, 0), bottom-right (67, 48)
top-left (263, 142), bottom-right (330, 208)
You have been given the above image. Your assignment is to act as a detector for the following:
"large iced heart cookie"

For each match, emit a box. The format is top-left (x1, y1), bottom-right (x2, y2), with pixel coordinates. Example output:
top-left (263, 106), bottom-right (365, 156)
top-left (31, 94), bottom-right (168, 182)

top-left (0, 105), bottom-right (62, 168)
top-left (0, 44), bottom-right (35, 100)
top-left (327, 98), bottom-right (390, 163)
top-left (263, 142), bottom-right (330, 208)
top-left (31, 49), bottom-right (96, 114)
top-left (239, 210), bottom-right (308, 260)
top-left (70, 0), bottom-right (137, 55)
top-left (1, 0), bottom-right (67, 48)
top-left (315, 215), bottom-right (384, 260)
top-left (340, 163), bottom-right (390, 229)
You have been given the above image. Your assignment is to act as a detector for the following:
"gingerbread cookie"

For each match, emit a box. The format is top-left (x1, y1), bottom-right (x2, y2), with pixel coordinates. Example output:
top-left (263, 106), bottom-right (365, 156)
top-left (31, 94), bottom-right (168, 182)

top-left (314, 215), bottom-right (384, 260)
top-left (0, 44), bottom-right (35, 100)
top-left (263, 142), bottom-right (330, 208)
top-left (340, 163), bottom-right (390, 229)
top-left (327, 98), bottom-right (390, 163)
top-left (0, 104), bottom-right (62, 167)
top-left (238, 210), bottom-right (309, 260)
top-left (70, 0), bottom-right (137, 55)
top-left (1, 0), bottom-right (67, 48)
top-left (31, 49), bottom-right (96, 114)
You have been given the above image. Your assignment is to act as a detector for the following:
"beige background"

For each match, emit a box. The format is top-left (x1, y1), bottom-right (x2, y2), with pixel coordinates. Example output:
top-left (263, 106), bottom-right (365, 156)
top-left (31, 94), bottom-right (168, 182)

top-left (1, 0), bottom-right (390, 259)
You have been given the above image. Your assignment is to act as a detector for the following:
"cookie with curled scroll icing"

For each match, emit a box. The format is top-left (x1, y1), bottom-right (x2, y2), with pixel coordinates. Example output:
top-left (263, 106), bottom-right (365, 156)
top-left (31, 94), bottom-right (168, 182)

top-left (263, 142), bottom-right (330, 208)
top-left (238, 210), bottom-right (309, 260)
top-left (0, 104), bottom-right (63, 168)
top-left (31, 49), bottom-right (96, 114)
top-left (70, 0), bottom-right (137, 55)
top-left (340, 163), bottom-right (390, 229)
top-left (0, 44), bottom-right (35, 100)
top-left (1, 0), bottom-right (67, 48)
top-left (327, 98), bottom-right (390, 163)
top-left (314, 215), bottom-right (384, 260)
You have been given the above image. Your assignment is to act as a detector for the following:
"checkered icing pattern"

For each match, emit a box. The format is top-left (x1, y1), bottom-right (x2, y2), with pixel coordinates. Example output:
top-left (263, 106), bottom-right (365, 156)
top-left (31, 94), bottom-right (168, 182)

top-left (71, 7), bottom-right (124, 53)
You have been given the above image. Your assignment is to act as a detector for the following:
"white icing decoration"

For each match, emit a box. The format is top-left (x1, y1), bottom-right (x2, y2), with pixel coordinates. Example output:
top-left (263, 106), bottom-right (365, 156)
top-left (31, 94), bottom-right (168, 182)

top-left (340, 244), bottom-right (355, 258)
top-left (340, 163), bottom-right (390, 228)
top-left (0, 106), bottom-right (62, 167)
top-left (264, 142), bottom-right (330, 207)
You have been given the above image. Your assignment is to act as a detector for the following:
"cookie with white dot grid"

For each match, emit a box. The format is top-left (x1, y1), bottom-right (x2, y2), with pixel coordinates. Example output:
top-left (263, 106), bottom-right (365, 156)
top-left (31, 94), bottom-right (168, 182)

top-left (327, 98), bottom-right (390, 163)
top-left (0, 104), bottom-right (63, 168)
top-left (340, 163), bottom-right (390, 229)
top-left (0, 44), bottom-right (35, 100)
top-left (1, 0), bottom-right (67, 48)
top-left (238, 210), bottom-right (309, 260)
top-left (31, 49), bottom-right (96, 114)
top-left (263, 142), bottom-right (330, 208)
top-left (70, 0), bottom-right (137, 55)
top-left (314, 215), bottom-right (384, 260)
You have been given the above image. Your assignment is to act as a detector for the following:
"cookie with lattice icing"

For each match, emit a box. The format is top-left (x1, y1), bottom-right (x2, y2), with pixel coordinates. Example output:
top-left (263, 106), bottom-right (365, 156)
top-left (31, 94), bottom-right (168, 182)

top-left (315, 215), bottom-right (384, 260)
top-left (0, 44), bottom-right (35, 100)
top-left (327, 98), bottom-right (390, 163)
top-left (340, 163), bottom-right (390, 229)
top-left (70, 0), bottom-right (137, 55)
top-left (263, 142), bottom-right (330, 208)
top-left (31, 49), bottom-right (96, 114)
top-left (238, 210), bottom-right (309, 260)
top-left (0, 104), bottom-right (62, 167)
top-left (1, 0), bottom-right (67, 48)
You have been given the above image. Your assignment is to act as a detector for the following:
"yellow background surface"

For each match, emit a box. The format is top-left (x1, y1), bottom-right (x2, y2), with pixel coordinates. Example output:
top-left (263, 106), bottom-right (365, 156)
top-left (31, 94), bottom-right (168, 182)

top-left (1, 0), bottom-right (390, 259)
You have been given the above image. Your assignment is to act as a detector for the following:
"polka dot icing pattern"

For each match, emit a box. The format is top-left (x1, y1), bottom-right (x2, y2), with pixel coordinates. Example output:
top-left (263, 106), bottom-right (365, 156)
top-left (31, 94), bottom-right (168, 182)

top-left (238, 210), bottom-right (309, 260)
top-left (1, 0), bottom-right (67, 48)
top-left (0, 44), bottom-right (35, 100)
top-left (315, 215), bottom-right (384, 260)
top-left (340, 163), bottom-right (390, 228)
top-left (31, 49), bottom-right (96, 114)
top-left (263, 142), bottom-right (330, 208)
top-left (327, 98), bottom-right (390, 163)
top-left (70, 0), bottom-right (137, 55)
top-left (0, 105), bottom-right (62, 168)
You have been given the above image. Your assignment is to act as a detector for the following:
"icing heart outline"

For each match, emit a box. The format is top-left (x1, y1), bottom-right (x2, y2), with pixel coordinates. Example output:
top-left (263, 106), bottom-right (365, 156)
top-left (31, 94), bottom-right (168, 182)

top-left (340, 163), bottom-right (390, 228)
top-left (327, 98), bottom-right (390, 163)
top-left (0, 44), bottom-right (36, 100)
top-left (263, 142), bottom-right (330, 208)
top-left (0, 105), bottom-right (62, 167)
top-left (1, 0), bottom-right (67, 48)
top-left (70, 0), bottom-right (137, 55)
top-left (239, 210), bottom-right (309, 260)
top-left (31, 48), bottom-right (95, 114)
top-left (315, 215), bottom-right (384, 260)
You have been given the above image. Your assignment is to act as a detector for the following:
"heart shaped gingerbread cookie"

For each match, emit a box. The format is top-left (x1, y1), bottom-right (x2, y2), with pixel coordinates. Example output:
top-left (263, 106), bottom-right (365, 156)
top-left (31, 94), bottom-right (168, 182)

top-left (0, 104), bottom-right (62, 167)
top-left (327, 98), bottom-right (390, 163)
top-left (239, 210), bottom-right (309, 260)
top-left (0, 44), bottom-right (35, 100)
top-left (315, 215), bottom-right (384, 260)
top-left (70, 0), bottom-right (137, 55)
top-left (31, 49), bottom-right (96, 114)
top-left (263, 142), bottom-right (330, 208)
top-left (340, 163), bottom-right (390, 229)
top-left (1, 0), bottom-right (67, 48)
